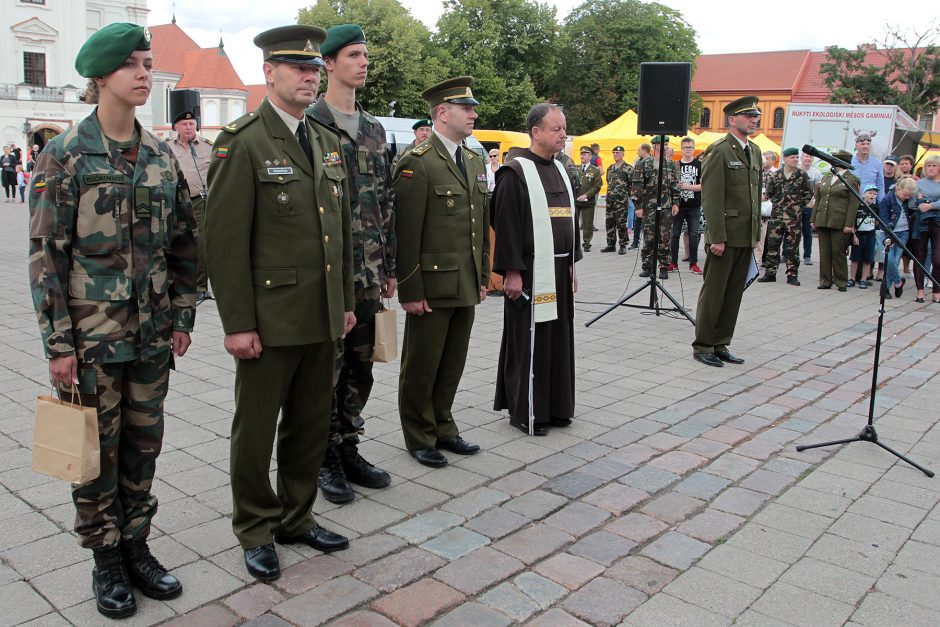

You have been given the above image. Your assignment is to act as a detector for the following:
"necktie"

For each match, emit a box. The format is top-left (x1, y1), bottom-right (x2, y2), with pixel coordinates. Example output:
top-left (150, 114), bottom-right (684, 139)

top-left (455, 146), bottom-right (466, 178)
top-left (296, 122), bottom-right (314, 166)
top-left (743, 142), bottom-right (751, 166)
top-left (582, 164), bottom-right (587, 172)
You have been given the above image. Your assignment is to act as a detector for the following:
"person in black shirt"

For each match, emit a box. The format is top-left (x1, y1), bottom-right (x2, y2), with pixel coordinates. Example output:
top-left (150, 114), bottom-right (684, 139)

top-left (671, 137), bottom-right (703, 273)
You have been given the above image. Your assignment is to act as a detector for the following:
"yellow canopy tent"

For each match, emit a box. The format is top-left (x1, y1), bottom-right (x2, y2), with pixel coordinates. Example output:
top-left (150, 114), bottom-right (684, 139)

top-left (472, 129), bottom-right (530, 161)
top-left (751, 133), bottom-right (782, 159)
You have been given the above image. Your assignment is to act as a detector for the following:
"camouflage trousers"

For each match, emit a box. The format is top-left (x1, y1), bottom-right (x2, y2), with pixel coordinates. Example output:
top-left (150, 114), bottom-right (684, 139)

top-left (606, 197), bottom-right (629, 247)
top-left (61, 350), bottom-right (171, 550)
top-left (331, 285), bottom-right (382, 450)
top-left (764, 212), bottom-right (803, 277)
top-left (191, 195), bottom-right (208, 292)
top-left (641, 207), bottom-right (672, 268)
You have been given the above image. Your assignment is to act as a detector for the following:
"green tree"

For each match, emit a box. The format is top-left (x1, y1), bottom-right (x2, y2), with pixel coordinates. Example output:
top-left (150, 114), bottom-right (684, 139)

top-left (820, 23), bottom-right (940, 121)
top-left (298, 0), bottom-right (446, 118)
top-left (433, 0), bottom-right (562, 130)
top-left (552, 0), bottom-right (699, 135)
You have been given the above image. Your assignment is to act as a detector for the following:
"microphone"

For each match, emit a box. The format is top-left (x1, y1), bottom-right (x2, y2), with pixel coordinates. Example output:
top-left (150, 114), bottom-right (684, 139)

top-left (802, 144), bottom-right (854, 170)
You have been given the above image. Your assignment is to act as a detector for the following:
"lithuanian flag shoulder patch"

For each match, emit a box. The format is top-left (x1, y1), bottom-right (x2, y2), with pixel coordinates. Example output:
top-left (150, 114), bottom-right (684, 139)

top-left (215, 146), bottom-right (230, 159)
top-left (400, 169), bottom-right (413, 178)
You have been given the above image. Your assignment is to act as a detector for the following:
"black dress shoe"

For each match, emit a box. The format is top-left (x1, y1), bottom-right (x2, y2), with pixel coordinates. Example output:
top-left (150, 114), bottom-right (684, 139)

top-left (340, 447), bottom-right (391, 489)
top-left (318, 446), bottom-right (354, 504)
top-left (550, 417), bottom-right (572, 427)
top-left (817, 284), bottom-right (831, 289)
top-left (437, 436), bottom-right (480, 455)
top-left (658, 268), bottom-right (669, 280)
top-left (693, 352), bottom-right (724, 367)
top-left (512, 421), bottom-right (548, 436)
top-left (411, 447), bottom-right (448, 468)
top-left (895, 278), bottom-right (905, 298)
top-left (837, 286), bottom-right (847, 292)
top-left (600, 245), bottom-right (616, 253)
top-left (92, 547), bottom-right (137, 618)
top-left (244, 544), bottom-right (280, 581)
top-left (121, 539), bottom-right (182, 600)
top-left (715, 349), bottom-right (745, 364)
top-left (275, 525), bottom-right (349, 552)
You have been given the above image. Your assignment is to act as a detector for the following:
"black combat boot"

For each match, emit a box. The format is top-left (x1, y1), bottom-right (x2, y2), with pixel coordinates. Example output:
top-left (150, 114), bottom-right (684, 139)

top-left (121, 538), bottom-right (182, 600)
top-left (658, 267), bottom-right (669, 280)
top-left (340, 444), bottom-right (391, 489)
top-left (92, 547), bottom-right (137, 618)
top-left (318, 444), bottom-right (354, 503)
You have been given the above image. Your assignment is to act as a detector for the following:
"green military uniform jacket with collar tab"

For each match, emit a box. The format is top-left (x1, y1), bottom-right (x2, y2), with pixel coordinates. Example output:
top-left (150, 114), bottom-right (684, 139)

top-left (701, 133), bottom-right (762, 247)
top-left (393, 133), bottom-right (490, 308)
top-left (811, 171), bottom-right (861, 229)
top-left (205, 98), bottom-right (354, 346)
top-left (575, 163), bottom-right (602, 206)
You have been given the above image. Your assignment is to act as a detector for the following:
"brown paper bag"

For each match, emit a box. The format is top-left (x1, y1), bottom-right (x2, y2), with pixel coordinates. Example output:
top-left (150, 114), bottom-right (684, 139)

top-left (32, 387), bottom-right (100, 483)
top-left (372, 302), bottom-right (398, 363)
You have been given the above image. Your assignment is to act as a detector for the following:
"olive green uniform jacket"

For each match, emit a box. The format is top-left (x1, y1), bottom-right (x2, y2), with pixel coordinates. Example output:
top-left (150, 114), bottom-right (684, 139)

top-left (811, 171), bottom-right (861, 230)
top-left (701, 135), bottom-right (762, 247)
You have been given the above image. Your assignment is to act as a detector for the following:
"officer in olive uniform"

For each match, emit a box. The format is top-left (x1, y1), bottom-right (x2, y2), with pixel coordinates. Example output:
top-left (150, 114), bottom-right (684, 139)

top-left (393, 76), bottom-right (488, 468)
top-left (810, 149), bottom-right (860, 291)
top-left (576, 146), bottom-right (602, 251)
top-left (205, 25), bottom-right (355, 582)
top-left (693, 96), bottom-right (763, 367)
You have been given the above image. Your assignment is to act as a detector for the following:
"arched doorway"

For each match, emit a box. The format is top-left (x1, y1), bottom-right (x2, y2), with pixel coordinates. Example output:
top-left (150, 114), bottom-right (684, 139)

top-left (29, 124), bottom-right (64, 153)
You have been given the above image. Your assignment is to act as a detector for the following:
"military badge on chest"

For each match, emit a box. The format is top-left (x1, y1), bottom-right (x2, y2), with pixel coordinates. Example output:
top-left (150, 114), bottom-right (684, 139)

top-left (277, 192), bottom-right (289, 206)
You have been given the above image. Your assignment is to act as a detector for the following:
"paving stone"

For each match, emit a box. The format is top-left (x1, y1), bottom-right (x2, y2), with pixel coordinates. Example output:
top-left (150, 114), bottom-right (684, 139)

top-left (534, 553), bottom-right (604, 590)
top-left (544, 502), bottom-right (610, 536)
top-left (574, 456), bottom-right (635, 486)
top-left (273, 576), bottom-right (378, 625)
top-left (0, 531), bottom-right (87, 579)
top-left (604, 512), bottom-right (668, 544)
top-left (492, 523), bottom-right (574, 565)
top-left (526, 452), bottom-right (584, 478)
top-left (466, 507), bottom-right (531, 539)
top-left (568, 531), bottom-right (637, 566)
top-left (604, 555), bottom-right (678, 595)
top-left (151, 497), bottom-right (221, 535)
top-left (371, 578), bottom-right (464, 627)
top-left (847, 494), bottom-right (928, 530)
top-left (775, 485), bottom-right (853, 518)
top-left (640, 432), bottom-right (689, 451)
top-left (387, 511), bottom-right (464, 544)
top-left (640, 531), bottom-right (710, 570)
top-left (0, 581), bottom-right (54, 624)
top-left (739, 469), bottom-right (795, 495)
top-left (619, 466), bottom-right (680, 493)
top-left (564, 441), bottom-right (612, 461)
top-left (223, 584), bottom-right (284, 620)
top-left (677, 508), bottom-right (745, 543)
top-left (851, 592), bottom-right (940, 627)
top-left (703, 425), bottom-right (751, 445)
top-left (805, 532), bottom-right (895, 577)
top-left (431, 602), bottom-right (511, 627)
top-left (512, 572), bottom-right (568, 608)
top-left (704, 452), bottom-right (762, 481)
top-left (420, 526), bottom-right (490, 560)
top-left (606, 443), bottom-right (658, 466)
top-left (674, 472), bottom-right (731, 500)
top-left (164, 559), bottom-right (245, 614)
top-left (353, 548), bottom-right (445, 593)
top-left (763, 457), bottom-right (813, 478)
top-left (710, 486), bottom-right (770, 517)
top-left (503, 489), bottom-right (568, 519)
top-left (440, 487), bottom-right (510, 519)
top-left (320, 498), bottom-right (408, 534)
top-left (623, 592), bottom-right (727, 627)
top-left (524, 608), bottom-right (591, 626)
top-left (666, 419), bottom-right (712, 439)
top-left (829, 512), bottom-right (912, 553)
top-left (369, 480), bottom-right (451, 514)
top-left (733, 609), bottom-right (797, 626)
top-left (894, 539), bottom-right (940, 576)
top-left (172, 517), bottom-right (240, 558)
top-left (543, 471), bottom-right (604, 498)
top-left (751, 581), bottom-right (854, 627)
top-left (640, 492), bottom-right (705, 524)
top-left (480, 582), bottom-right (541, 622)
top-left (61, 595), bottom-right (176, 626)
top-left (273, 554), bottom-right (353, 596)
top-left (648, 450), bottom-right (708, 475)
top-left (0, 512), bottom-right (59, 552)
top-left (679, 437), bottom-right (731, 460)
top-left (780, 557), bottom-right (876, 605)
top-left (162, 605), bottom-right (240, 626)
top-left (663, 566), bottom-right (763, 618)
top-left (581, 482), bottom-right (647, 514)
top-left (750, 502), bottom-right (833, 541)
top-left (488, 471), bottom-right (546, 496)
top-left (561, 577), bottom-right (646, 626)
top-left (434, 546), bottom-right (524, 595)
top-left (28, 558), bottom-right (94, 611)
top-left (726, 523), bottom-right (816, 565)
top-left (335, 533), bottom-right (408, 567)
top-left (736, 437), bottom-right (784, 460)
top-left (329, 610), bottom-right (398, 626)
top-left (874, 564), bottom-right (940, 611)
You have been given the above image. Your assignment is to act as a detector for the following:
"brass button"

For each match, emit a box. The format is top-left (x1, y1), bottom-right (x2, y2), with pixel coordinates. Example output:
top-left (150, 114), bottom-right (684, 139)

top-left (278, 176), bottom-right (284, 181)
top-left (472, 232), bottom-right (475, 238)
top-left (433, 265), bottom-right (439, 270)
top-left (471, 204), bottom-right (474, 210)
top-left (472, 245), bottom-right (476, 250)
top-left (326, 264), bottom-right (332, 272)
top-left (265, 279), bottom-right (271, 285)
top-left (324, 235), bottom-right (329, 243)
top-left (472, 218), bottom-right (476, 223)
top-left (319, 206), bottom-right (325, 214)
top-left (447, 191), bottom-right (452, 196)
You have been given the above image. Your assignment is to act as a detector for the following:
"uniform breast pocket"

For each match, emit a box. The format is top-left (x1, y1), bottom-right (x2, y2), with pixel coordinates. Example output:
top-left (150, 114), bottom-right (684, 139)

top-left (357, 147), bottom-right (375, 176)
top-left (75, 184), bottom-right (128, 255)
top-left (728, 163), bottom-right (749, 186)
top-left (324, 167), bottom-right (345, 212)
top-left (257, 168), bottom-right (303, 216)
top-left (434, 184), bottom-right (463, 215)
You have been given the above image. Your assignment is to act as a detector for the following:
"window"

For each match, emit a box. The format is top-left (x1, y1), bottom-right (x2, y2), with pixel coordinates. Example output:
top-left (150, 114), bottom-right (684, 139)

top-left (773, 107), bottom-right (785, 129)
top-left (919, 113), bottom-right (934, 131)
top-left (21, 0), bottom-right (47, 5)
top-left (699, 107), bottom-right (710, 128)
top-left (24, 52), bottom-right (46, 87)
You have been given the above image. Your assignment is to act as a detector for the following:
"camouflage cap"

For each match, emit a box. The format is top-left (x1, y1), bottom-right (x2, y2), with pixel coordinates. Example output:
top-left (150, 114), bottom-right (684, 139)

top-left (724, 95), bottom-right (761, 116)
top-left (782, 147), bottom-right (799, 157)
top-left (321, 24), bottom-right (366, 58)
top-left (75, 23), bottom-right (152, 78)
top-left (412, 118), bottom-right (432, 130)
top-left (254, 25), bottom-right (326, 66)
top-left (422, 76), bottom-right (479, 107)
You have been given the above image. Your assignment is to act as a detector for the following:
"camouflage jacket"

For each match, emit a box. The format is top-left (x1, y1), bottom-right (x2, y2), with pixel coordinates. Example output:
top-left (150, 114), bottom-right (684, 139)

top-left (309, 96), bottom-right (395, 291)
top-left (606, 161), bottom-right (633, 203)
top-left (764, 167), bottom-right (813, 220)
top-left (28, 110), bottom-right (197, 363)
top-left (631, 156), bottom-right (680, 211)
top-left (555, 151), bottom-right (581, 198)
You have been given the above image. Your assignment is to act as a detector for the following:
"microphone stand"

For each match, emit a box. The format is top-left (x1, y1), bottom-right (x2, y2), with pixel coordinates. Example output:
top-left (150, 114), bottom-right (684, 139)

top-left (795, 168), bottom-right (935, 477)
top-left (586, 134), bottom-right (694, 327)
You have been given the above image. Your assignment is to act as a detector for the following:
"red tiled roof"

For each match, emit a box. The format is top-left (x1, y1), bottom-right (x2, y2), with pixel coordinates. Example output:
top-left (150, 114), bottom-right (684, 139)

top-left (150, 23), bottom-right (201, 75)
top-left (176, 48), bottom-right (246, 91)
top-left (793, 47), bottom-right (924, 102)
top-left (693, 50), bottom-right (812, 93)
top-left (246, 84), bottom-right (266, 111)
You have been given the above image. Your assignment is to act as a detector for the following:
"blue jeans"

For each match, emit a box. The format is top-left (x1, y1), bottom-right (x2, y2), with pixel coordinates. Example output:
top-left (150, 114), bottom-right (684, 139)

top-left (801, 206), bottom-right (813, 257)
top-left (880, 230), bottom-right (908, 287)
top-left (627, 199), bottom-right (635, 230)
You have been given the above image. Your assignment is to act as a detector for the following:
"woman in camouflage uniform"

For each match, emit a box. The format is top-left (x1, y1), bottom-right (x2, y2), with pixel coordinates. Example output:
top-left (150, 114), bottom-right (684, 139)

top-left (27, 23), bottom-right (197, 618)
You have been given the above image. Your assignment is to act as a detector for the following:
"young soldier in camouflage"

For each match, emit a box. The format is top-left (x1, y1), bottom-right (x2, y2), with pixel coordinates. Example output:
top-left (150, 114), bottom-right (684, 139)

top-left (759, 147), bottom-right (813, 286)
top-left (309, 24), bottom-right (396, 503)
top-left (634, 137), bottom-right (679, 279)
top-left (27, 23), bottom-right (197, 618)
top-left (601, 145), bottom-right (633, 254)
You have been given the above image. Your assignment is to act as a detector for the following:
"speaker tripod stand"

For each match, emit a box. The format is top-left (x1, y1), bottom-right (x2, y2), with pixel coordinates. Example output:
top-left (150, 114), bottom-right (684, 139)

top-left (586, 135), bottom-right (694, 327)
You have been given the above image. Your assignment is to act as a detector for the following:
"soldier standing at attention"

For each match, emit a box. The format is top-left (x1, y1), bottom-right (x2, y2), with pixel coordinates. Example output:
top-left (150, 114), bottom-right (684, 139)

top-left (758, 146), bottom-right (813, 286)
top-left (692, 96), bottom-right (763, 367)
top-left (391, 118), bottom-right (432, 170)
top-left (634, 136), bottom-right (679, 280)
top-left (575, 146), bottom-right (602, 251)
top-left (393, 76), bottom-right (487, 468)
top-left (811, 149), bottom-right (860, 292)
top-left (168, 104), bottom-right (212, 303)
top-left (309, 24), bottom-right (396, 504)
top-left (28, 23), bottom-right (197, 618)
top-left (205, 25), bottom-right (355, 582)
top-left (601, 145), bottom-right (632, 255)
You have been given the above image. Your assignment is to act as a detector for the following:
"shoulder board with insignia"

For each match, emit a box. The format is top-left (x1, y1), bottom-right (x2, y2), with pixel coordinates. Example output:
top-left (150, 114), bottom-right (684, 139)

top-left (204, 137), bottom-right (213, 146)
top-left (410, 142), bottom-right (431, 156)
top-left (712, 137), bottom-right (728, 147)
top-left (222, 111), bottom-right (260, 134)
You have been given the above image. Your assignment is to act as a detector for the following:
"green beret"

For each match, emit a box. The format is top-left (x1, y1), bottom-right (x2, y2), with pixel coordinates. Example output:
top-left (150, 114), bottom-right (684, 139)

top-left (75, 23), bottom-right (152, 78)
top-left (724, 95), bottom-right (761, 116)
top-left (422, 76), bottom-right (479, 107)
top-left (832, 149), bottom-right (853, 161)
top-left (650, 136), bottom-right (664, 144)
top-left (412, 119), bottom-right (432, 131)
top-left (612, 145), bottom-right (624, 152)
top-left (782, 147), bottom-right (799, 157)
top-left (321, 24), bottom-right (366, 58)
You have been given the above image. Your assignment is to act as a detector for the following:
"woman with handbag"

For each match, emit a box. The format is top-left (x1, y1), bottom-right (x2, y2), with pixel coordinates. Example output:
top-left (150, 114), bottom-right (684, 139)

top-left (27, 23), bottom-right (197, 618)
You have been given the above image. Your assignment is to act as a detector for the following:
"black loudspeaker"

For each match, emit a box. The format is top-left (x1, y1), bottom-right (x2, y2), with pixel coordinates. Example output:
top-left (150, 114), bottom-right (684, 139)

top-left (637, 62), bottom-right (691, 136)
top-left (168, 89), bottom-right (201, 130)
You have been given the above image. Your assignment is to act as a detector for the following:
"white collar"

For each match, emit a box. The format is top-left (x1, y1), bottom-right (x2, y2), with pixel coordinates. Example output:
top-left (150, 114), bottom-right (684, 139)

top-left (433, 128), bottom-right (460, 163)
top-left (269, 99), bottom-right (304, 135)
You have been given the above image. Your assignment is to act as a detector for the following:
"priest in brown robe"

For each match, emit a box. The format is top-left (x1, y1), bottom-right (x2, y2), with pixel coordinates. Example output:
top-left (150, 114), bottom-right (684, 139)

top-left (491, 103), bottom-right (581, 436)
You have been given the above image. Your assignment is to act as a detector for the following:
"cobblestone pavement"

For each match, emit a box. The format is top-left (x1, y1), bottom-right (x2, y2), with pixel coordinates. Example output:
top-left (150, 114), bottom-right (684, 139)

top-left (2, 206), bottom-right (939, 626)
